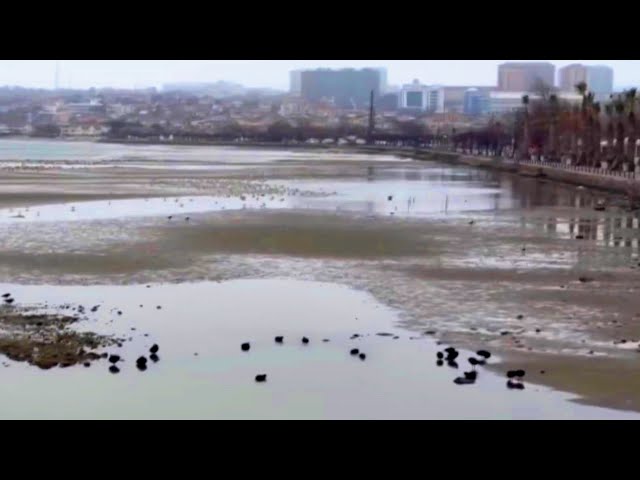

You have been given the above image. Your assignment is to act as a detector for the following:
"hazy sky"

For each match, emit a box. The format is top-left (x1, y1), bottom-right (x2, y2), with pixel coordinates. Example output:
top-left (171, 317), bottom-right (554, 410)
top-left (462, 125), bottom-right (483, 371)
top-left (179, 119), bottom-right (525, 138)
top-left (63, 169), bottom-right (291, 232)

top-left (0, 60), bottom-right (638, 90)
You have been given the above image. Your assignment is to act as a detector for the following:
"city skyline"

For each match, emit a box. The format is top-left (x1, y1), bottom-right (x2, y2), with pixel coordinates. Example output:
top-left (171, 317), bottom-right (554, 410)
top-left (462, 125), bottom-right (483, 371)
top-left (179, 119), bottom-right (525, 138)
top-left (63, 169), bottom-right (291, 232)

top-left (0, 60), bottom-right (638, 91)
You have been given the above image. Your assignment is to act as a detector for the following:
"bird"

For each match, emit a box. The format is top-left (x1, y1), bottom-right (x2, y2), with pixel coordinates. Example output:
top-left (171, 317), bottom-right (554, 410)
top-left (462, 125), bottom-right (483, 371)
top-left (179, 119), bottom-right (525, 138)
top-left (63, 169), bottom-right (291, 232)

top-left (388, 196), bottom-right (393, 201)
top-left (515, 369), bottom-right (525, 378)
top-left (507, 370), bottom-right (518, 379)
top-left (436, 352), bottom-right (444, 360)
top-left (446, 350), bottom-right (459, 361)
top-left (275, 336), bottom-right (284, 344)
top-left (436, 360), bottom-right (444, 367)
top-left (447, 360), bottom-right (459, 369)
top-left (476, 350), bottom-right (491, 359)
top-left (359, 353), bottom-right (366, 361)
top-left (1, 293), bottom-right (11, 298)
top-left (108, 355), bottom-right (121, 364)
top-left (241, 342), bottom-right (250, 352)
top-left (454, 377), bottom-right (475, 385)
top-left (150, 354), bottom-right (159, 363)
top-left (464, 370), bottom-right (478, 381)
top-left (255, 374), bottom-right (267, 383)
top-left (507, 380), bottom-right (525, 390)
top-left (185, 217), bottom-right (190, 221)
top-left (150, 344), bottom-right (159, 354)
top-left (167, 216), bottom-right (173, 220)
top-left (350, 348), bottom-right (360, 356)
top-left (4, 298), bottom-right (15, 305)
top-left (302, 337), bottom-right (309, 344)
top-left (468, 357), bottom-right (482, 368)
top-left (136, 359), bottom-right (147, 371)
top-left (109, 365), bottom-right (120, 374)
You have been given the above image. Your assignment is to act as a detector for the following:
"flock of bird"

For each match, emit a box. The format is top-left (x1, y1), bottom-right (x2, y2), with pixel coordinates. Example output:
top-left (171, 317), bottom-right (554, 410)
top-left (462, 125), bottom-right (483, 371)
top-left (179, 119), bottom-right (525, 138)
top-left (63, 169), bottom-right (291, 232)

top-left (107, 343), bottom-right (160, 374)
top-left (241, 336), bottom-right (371, 383)
top-left (3, 292), bottom-right (528, 389)
top-left (435, 346), bottom-right (526, 389)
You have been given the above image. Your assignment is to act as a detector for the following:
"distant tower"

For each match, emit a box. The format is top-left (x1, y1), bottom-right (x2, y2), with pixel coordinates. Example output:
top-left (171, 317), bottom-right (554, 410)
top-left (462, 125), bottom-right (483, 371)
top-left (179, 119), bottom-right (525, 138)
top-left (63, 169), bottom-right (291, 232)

top-left (54, 61), bottom-right (60, 90)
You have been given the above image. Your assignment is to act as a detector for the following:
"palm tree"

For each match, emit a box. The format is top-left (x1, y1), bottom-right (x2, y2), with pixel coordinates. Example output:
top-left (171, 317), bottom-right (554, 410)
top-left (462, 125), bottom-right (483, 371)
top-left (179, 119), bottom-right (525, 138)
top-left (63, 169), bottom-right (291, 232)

top-left (520, 95), bottom-right (530, 160)
top-left (613, 98), bottom-right (626, 170)
top-left (547, 94), bottom-right (559, 161)
top-left (592, 102), bottom-right (602, 167)
top-left (574, 83), bottom-right (590, 165)
top-left (602, 103), bottom-right (615, 169)
top-left (625, 88), bottom-right (637, 168)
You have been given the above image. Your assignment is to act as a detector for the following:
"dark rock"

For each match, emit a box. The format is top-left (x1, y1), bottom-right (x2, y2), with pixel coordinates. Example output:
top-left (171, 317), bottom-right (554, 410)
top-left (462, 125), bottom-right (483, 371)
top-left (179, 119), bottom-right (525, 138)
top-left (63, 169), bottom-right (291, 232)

top-left (117, 311), bottom-right (122, 315)
top-left (322, 339), bottom-right (330, 342)
top-left (376, 332), bottom-right (394, 337)
top-left (500, 331), bottom-right (511, 336)
top-left (424, 330), bottom-right (437, 335)
top-left (516, 315), bottom-right (524, 320)
top-left (576, 235), bottom-right (585, 240)
top-left (156, 306), bottom-right (162, 309)
top-left (255, 374), bottom-right (267, 383)
top-left (578, 277), bottom-right (594, 283)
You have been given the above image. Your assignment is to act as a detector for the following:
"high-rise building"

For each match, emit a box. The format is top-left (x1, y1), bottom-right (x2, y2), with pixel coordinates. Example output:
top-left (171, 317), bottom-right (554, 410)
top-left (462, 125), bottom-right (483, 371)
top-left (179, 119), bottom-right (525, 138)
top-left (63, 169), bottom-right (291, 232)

top-left (463, 88), bottom-right (489, 117)
top-left (290, 70), bottom-right (302, 95)
top-left (559, 64), bottom-right (614, 101)
top-left (498, 62), bottom-right (556, 92)
top-left (399, 80), bottom-right (429, 110)
top-left (298, 68), bottom-right (382, 109)
top-left (398, 81), bottom-right (444, 113)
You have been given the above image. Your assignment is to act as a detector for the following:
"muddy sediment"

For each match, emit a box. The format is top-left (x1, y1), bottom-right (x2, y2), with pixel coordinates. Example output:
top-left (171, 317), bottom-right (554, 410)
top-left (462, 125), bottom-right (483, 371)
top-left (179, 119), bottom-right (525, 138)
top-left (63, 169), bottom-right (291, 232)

top-left (2, 143), bottom-right (640, 413)
top-left (0, 306), bottom-right (121, 369)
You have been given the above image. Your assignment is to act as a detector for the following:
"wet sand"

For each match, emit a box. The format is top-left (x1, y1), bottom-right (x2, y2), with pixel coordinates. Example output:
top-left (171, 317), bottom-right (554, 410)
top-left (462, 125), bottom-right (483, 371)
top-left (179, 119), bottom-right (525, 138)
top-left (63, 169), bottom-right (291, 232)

top-left (1, 140), bottom-right (640, 417)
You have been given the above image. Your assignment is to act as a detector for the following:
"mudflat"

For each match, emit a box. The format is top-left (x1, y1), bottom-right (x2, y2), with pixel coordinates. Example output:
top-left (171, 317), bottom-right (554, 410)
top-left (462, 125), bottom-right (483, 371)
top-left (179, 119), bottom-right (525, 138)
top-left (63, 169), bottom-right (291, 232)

top-left (1, 140), bottom-right (640, 417)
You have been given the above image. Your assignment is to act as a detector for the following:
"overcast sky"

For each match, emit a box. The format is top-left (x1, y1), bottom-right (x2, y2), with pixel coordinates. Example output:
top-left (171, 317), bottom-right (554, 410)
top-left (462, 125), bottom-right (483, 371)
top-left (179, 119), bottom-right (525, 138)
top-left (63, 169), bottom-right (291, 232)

top-left (0, 60), bottom-right (638, 90)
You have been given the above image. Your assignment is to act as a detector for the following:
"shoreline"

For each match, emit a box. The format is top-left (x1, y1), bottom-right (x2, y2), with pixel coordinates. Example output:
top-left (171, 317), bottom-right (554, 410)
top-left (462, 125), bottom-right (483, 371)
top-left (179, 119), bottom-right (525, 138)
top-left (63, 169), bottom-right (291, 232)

top-left (7, 136), bottom-right (634, 197)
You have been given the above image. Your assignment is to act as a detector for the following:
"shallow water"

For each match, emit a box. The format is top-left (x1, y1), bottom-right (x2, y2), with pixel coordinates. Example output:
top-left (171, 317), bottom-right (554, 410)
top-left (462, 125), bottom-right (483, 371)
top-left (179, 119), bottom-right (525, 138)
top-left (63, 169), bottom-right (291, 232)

top-left (0, 279), bottom-right (635, 420)
top-left (0, 138), bottom-right (403, 164)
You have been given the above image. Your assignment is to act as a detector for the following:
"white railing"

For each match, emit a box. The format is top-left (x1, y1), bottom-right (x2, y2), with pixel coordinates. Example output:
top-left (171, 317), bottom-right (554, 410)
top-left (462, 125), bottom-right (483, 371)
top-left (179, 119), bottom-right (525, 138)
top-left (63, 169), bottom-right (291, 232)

top-left (518, 158), bottom-right (638, 180)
